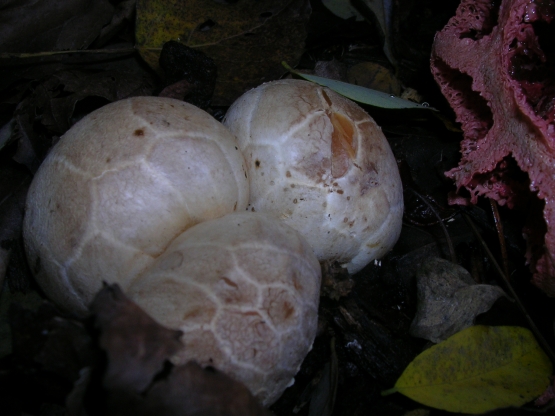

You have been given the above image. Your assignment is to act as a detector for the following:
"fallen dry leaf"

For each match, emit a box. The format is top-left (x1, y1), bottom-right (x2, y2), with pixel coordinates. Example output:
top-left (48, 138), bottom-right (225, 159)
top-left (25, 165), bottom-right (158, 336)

top-left (93, 0), bottom-right (137, 48)
top-left (158, 41), bottom-right (217, 109)
top-left (314, 59), bottom-right (347, 82)
top-left (90, 284), bottom-right (273, 416)
top-left (347, 62), bottom-right (401, 96)
top-left (136, 362), bottom-right (274, 416)
top-left (90, 284), bottom-right (183, 393)
top-left (0, 0), bottom-right (114, 53)
top-left (410, 257), bottom-right (506, 343)
top-left (136, 0), bottom-right (310, 105)
top-left (12, 68), bottom-right (155, 171)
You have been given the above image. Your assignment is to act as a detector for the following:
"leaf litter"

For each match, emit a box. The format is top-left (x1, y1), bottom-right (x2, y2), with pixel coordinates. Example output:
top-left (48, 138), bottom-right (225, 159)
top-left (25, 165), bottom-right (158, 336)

top-left (0, 0), bottom-right (114, 53)
top-left (91, 284), bottom-right (273, 416)
top-left (136, 0), bottom-right (310, 105)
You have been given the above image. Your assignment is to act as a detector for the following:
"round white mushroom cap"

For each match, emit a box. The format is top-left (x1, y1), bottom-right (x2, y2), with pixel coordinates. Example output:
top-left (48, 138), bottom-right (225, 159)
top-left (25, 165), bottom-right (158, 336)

top-left (127, 211), bottom-right (322, 407)
top-left (23, 96), bottom-right (249, 316)
top-left (224, 79), bottom-right (403, 273)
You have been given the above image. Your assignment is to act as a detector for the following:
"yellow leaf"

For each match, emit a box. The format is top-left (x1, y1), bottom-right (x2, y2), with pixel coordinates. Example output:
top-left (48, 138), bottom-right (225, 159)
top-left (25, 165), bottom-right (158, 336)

top-left (383, 326), bottom-right (553, 414)
top-left (135, 0), bottom-right (309, 105)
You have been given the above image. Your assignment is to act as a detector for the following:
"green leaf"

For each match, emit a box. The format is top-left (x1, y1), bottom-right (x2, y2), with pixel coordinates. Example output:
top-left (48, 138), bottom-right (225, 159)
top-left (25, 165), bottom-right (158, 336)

top-left (382, 325), bottom-right (553, 414)
top-left (282, 62), bottom-right (435, 110)
top-left (322, 0), bottom-right (364, 21)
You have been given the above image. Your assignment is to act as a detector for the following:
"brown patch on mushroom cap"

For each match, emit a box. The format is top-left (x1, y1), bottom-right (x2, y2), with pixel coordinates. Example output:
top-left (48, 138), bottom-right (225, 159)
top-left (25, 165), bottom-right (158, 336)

top-left (329, 112), bottom-right (357, 178)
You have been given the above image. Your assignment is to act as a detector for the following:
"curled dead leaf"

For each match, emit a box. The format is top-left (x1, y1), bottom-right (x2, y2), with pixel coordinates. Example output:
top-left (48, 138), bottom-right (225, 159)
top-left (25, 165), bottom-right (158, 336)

top-left (89, 284), bottom-right (273, 415)
top-left (410, 257), bottom-right (506, 343)
top-left (91, 284), bottom-right (183, 393)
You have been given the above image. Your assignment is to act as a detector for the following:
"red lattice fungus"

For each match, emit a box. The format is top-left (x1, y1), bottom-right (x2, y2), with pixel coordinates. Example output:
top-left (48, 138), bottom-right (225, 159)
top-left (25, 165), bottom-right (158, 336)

top-left (431, 0), bottom-right (555, 296)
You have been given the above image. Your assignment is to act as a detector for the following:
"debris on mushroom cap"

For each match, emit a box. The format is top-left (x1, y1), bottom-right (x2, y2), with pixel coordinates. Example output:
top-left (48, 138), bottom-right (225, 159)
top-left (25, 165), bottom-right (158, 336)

top-left (23, 96), bottom-right (250, 315)
top-left (430, 0), bottom-right (555, 296)
top-left (126, 211), bottom-right (322, 407)
top-left (224, 79), bottom-right (404, 274)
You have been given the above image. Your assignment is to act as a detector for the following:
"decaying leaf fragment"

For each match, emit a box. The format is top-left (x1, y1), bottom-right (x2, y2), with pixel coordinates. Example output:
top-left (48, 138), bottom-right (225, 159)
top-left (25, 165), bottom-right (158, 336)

top-left (138, 362), bottom-right (273, 416)
top-left (383, 325), bottom-right (553, 414)
top-left (91, 284), bottom-right (183, 393)
top-left (12, 68), bottom-right (155, 172)
top-left (0, 0), bottom-right (114, 53)
top-left (89, 284), bottom-right (272, 416)
top-left (410, 257), bottom-right (506, 343)
top-left (347, 62), bottom-right (402, 96)
top-left (136, 0), bottom-right (310, 105)
top-left (158, 41), bottom-right (217, 109)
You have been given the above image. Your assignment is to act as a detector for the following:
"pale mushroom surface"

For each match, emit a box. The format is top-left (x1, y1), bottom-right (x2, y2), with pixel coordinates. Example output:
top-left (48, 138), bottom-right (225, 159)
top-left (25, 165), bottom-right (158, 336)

top-left (127, 212), bottom-right (322, 407)
top-left (24, 97), bottom-right (249, 315)
top-left (224, 79), bottom-right (403, 273)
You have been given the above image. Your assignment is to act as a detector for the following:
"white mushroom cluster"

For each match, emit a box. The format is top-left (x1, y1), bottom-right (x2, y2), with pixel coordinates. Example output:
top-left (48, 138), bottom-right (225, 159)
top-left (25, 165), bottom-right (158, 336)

top-left (23, 82), bottom-right (403, 406)
top-left (127, 211), bottom-right (321, 405)
top-left (224, 79), bottom-right (403, 273)
top-left (24, 97), bottom-right (250, 315)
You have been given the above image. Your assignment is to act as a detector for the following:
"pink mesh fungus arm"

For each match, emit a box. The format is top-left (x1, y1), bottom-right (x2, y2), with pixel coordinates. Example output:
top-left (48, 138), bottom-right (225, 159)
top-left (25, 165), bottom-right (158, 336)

top-left (431, 0), bottom-right (555, 296)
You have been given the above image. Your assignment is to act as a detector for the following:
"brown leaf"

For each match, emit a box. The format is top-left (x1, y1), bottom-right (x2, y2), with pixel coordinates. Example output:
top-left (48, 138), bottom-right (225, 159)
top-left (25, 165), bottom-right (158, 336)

top-left (346, 62), bottom-right (401, 96)
top-left (314, 59), bottom-right (347, 82)
top-left (37, 69), bottom-right (154, 133)
top-left (90, 284), bottom-right (183, 393)
top-left (136, 362), bottom-right (274, 416)
top-left (158, 41), bottom-right (217, 109)
top-left (12, 68), bottom-right (155, 171)
top-left (93, 0), bottom-right (137, 48)
top-left (90, 284), bottom-right (273, 416)
top-left (0, 0), bottom-right (114, 53)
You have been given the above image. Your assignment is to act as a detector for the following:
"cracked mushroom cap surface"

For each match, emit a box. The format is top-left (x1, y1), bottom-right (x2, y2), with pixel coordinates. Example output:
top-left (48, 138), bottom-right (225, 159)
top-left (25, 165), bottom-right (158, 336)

top-left (224, 79), bottom-right (403, 273)
top-left (23, 96), bottom-right (249, 316)
top-left (126, 211), bottom-right (322, 407)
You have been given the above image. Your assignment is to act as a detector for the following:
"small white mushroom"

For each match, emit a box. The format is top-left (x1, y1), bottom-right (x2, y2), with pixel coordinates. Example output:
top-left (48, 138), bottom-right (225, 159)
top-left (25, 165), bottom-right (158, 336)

top-left (224, 79), bottom-right (403, 273)
top-left (127, 211), bottom-right (322, 407)
top-left (23, 96), bottom-right (249, 315)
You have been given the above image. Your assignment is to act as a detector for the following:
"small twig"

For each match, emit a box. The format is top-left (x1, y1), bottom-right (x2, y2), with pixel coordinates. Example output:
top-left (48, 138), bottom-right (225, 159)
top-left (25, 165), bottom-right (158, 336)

top-left (489, 199), bottom-right (511, 280)
top-left (408, 188), bottom-right (457, 263)
top-left (463, 213), bottom-right (515, 298)
top-left (0, 48), bottom-right (137, 59)
top-left (463, 213), bottom-right (555, 365)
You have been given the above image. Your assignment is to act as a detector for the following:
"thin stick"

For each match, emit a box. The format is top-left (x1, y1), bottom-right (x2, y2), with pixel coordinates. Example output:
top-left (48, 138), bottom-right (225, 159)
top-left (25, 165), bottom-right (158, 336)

top-left (0, 48), bottom-right (136, 59)
top-left (409, 188), bottom-right (457, 263)
top-left (463, 213), bottom-right (555, 365)
top-left (489, 199), bottom-right (511, 280)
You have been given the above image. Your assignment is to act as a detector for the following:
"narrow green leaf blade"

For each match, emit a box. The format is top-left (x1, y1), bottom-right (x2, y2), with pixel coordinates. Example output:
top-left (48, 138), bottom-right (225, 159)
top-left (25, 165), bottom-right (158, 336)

top-left (282, 62), bottom-right (435, 110)
top-left (383, 325), bottom-right (553, 414)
